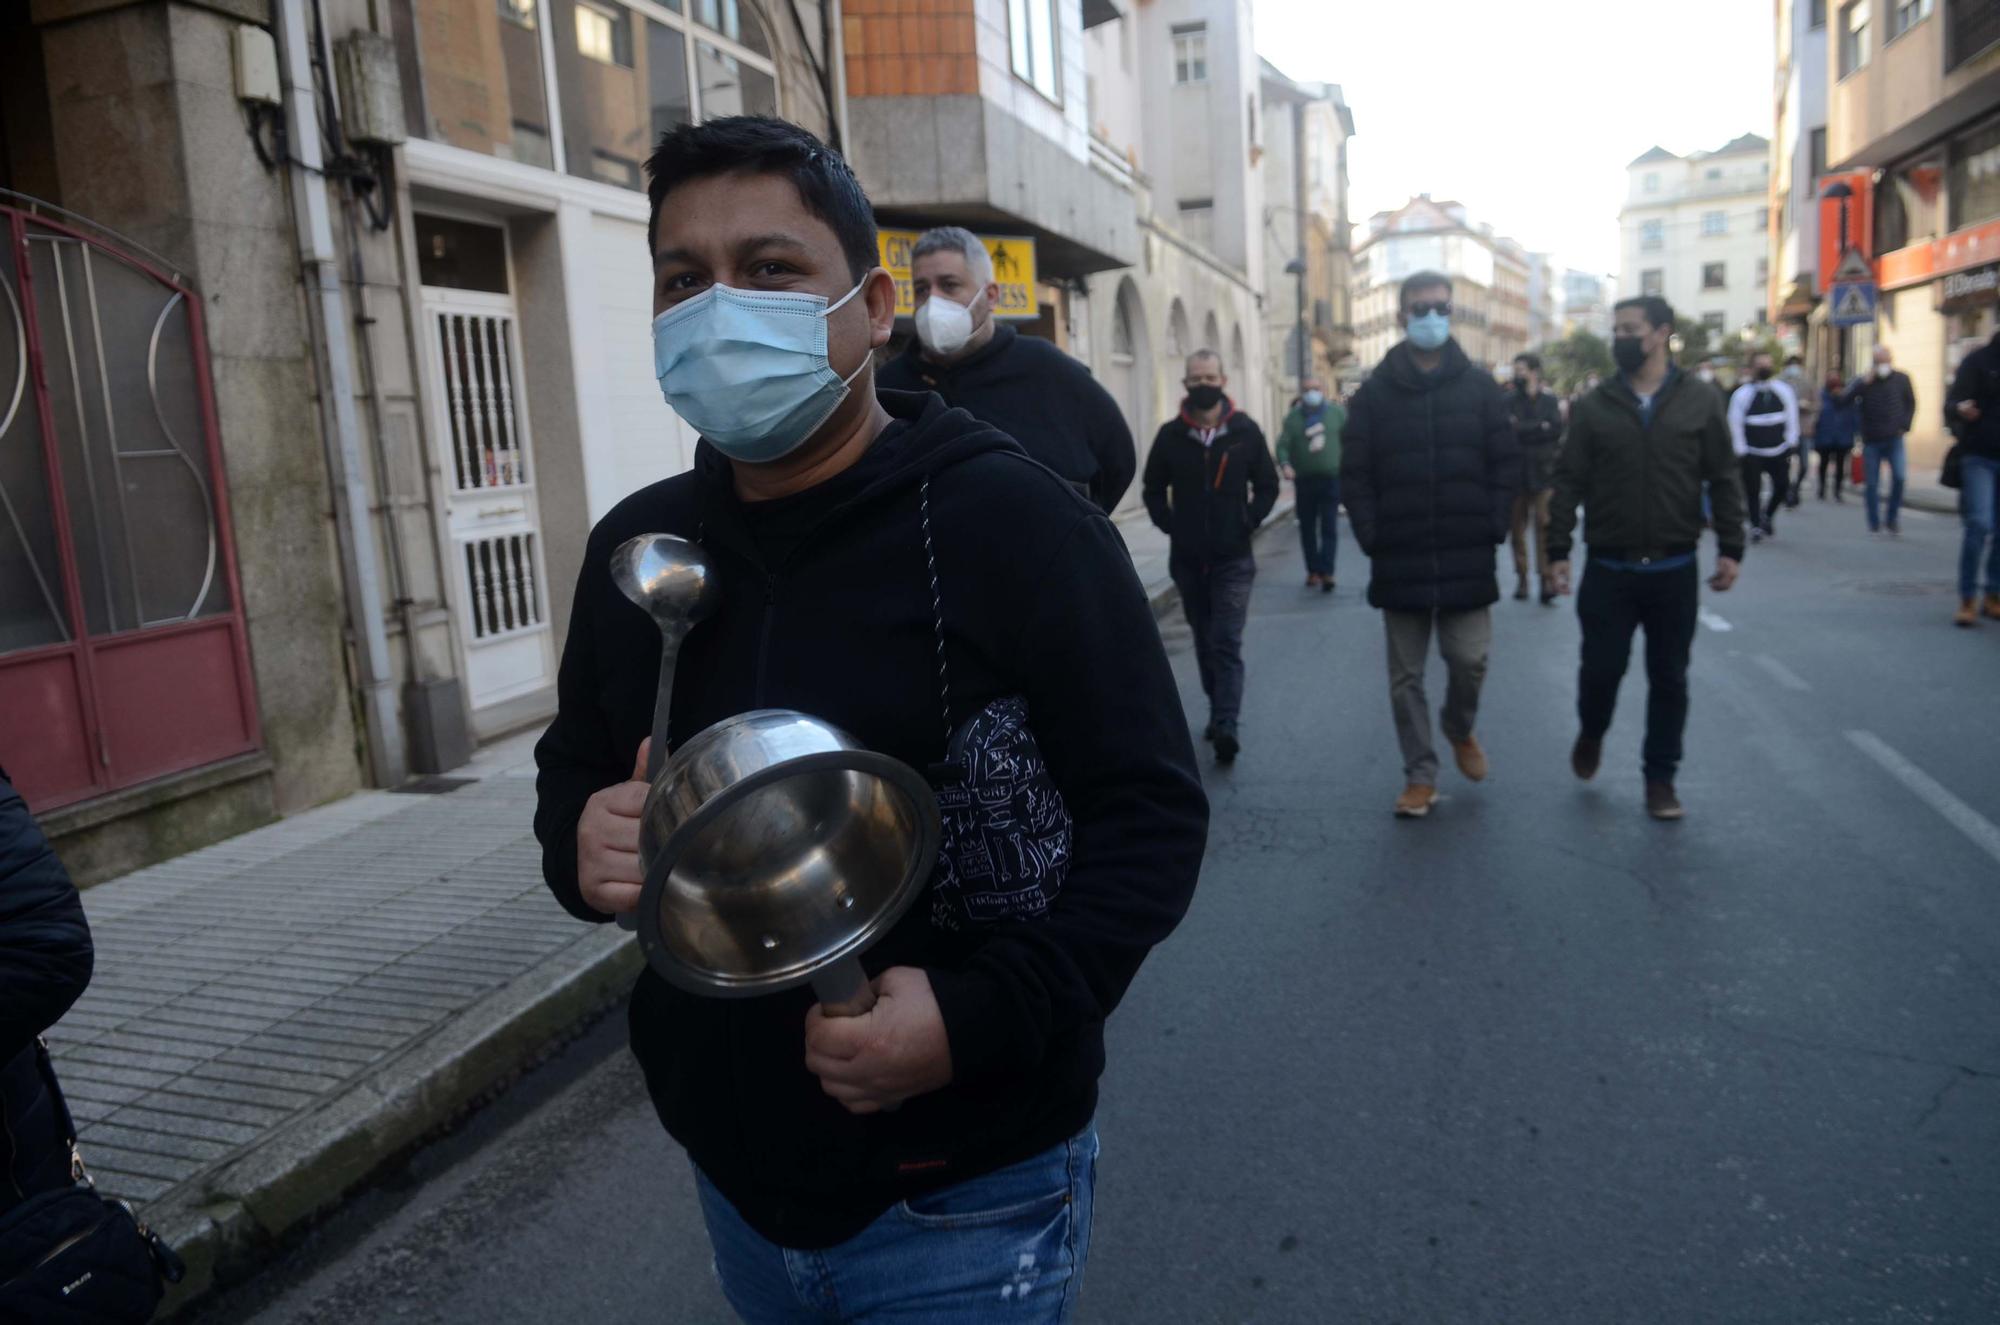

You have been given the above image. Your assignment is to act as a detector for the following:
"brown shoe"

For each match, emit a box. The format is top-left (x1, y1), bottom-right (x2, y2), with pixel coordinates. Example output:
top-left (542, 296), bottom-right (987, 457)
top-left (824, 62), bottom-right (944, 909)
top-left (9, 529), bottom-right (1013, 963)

top-left (1956, 599), bottom-right (1979, 628)
top-left (1646, 781), bottom-right (1685, 821)
top-left (1984, 593), bottom-right (2000, 621)
top-left (1450, 736), bottom-right (1488, 782)
top-left (1571, 734), bottom-right (1602, 781)
top-left (1394, 784), bottom-right (1438, 818)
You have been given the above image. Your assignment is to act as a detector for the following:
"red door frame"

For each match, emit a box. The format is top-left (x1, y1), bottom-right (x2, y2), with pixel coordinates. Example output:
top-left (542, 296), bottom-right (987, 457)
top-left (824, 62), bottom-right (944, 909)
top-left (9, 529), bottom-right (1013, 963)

top-left (1, 203), bottom-right (261, 811)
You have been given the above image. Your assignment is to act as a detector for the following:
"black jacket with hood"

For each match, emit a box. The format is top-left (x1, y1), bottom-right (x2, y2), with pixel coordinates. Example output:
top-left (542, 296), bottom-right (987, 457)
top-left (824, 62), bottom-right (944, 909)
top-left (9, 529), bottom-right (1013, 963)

top-left (1945, 335), bottom-right (2000, 461)
top-left (875, 323), bottom-right (1138, 512)
top-left (1141, 398), bottom-right (1281, 566)
top-left (534, 390), bottom-right (1207, 1249)
top-left (1339, 340), bottom-right (1518, 612)
top-left (2, 770), bottom-right (94, 1209)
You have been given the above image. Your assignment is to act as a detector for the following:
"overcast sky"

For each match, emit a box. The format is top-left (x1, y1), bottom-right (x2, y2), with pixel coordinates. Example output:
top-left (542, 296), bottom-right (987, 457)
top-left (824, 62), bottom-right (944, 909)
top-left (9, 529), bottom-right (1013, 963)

top-left (1257, 0), bottom-right (1776, 279)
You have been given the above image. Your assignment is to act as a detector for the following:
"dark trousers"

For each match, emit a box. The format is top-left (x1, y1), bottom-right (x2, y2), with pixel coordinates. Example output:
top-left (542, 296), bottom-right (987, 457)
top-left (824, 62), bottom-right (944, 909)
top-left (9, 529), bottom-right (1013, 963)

top-left (1294, 476), bottom-right (1339, 578)
top-left (1741, 453), bottom-right (1790, 530)
top-left (1577, 558), bottom-right (1700, 784)
top-left (1815, 447), bottom-right (1848, 499)
top-left (1173, 553), bottom-right (1256, 731)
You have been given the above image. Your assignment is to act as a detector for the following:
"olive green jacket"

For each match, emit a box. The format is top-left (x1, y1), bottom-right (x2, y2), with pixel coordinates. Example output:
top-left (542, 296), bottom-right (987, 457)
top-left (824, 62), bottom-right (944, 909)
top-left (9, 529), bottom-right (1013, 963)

top-left (1274, 404), bottom-right (1345, 479)
top-left (1549, 368), bottom-right (1747, 564)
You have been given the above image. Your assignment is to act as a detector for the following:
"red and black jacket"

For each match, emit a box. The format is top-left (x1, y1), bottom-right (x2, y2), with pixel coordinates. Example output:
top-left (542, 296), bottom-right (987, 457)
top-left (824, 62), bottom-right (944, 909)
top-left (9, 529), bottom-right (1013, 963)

top-left (1140, 398), bottom-right (1281, 565)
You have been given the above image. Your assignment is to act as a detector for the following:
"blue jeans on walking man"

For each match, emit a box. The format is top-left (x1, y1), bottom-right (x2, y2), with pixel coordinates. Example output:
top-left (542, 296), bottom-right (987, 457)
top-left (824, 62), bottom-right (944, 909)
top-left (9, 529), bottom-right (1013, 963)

top-left (1294, 475), bottom-right (1339, 581)
top-left (1961, 454), bottom-right (2000, 602)
top-left (1862, 435), bottom-right (1907, 531)
top-left (696, 1127), bottom-right (1099, 1323)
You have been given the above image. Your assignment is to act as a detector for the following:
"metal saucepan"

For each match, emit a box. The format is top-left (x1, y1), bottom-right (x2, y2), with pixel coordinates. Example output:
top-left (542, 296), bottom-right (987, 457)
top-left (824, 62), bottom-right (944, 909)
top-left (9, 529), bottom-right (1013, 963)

top-left (634, 710), bottom-right (941, 1017)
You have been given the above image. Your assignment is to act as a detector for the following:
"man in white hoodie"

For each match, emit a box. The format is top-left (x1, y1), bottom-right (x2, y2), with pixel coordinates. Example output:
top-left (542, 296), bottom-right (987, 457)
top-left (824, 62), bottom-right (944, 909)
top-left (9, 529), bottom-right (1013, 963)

top-left (1728, 349), bottom-right (1801, 542)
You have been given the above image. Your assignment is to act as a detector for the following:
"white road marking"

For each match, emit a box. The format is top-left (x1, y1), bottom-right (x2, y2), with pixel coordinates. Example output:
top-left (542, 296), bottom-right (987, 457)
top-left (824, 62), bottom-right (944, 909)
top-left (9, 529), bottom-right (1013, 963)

top-left (1753, 654), bottom-right (1811, 692)
top-left (1846, 730), bottom-right (2000, 868)
top-left (1699, 609), bottom-right (1734, 633)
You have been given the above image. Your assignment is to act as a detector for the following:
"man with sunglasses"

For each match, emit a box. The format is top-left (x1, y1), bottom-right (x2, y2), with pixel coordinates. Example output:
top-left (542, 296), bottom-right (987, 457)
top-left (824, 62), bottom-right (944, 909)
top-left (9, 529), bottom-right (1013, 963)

top-left (1340, 272), bottom-right (1517, 819)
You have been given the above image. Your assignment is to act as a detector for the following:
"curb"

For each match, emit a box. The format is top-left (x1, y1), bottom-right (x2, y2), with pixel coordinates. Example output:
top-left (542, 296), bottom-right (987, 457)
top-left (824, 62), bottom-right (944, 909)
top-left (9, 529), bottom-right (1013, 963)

top-left (153, 927), bottom-right (643, 1317)
top-left (1146, 502), bottom-right (1299, 620)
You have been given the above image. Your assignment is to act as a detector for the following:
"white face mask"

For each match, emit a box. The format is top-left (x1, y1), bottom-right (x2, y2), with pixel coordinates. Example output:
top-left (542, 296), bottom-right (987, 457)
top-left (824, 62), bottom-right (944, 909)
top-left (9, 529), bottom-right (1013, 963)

top-left (1875, 362), bottom-right (1892, 379)
top-left (914, 292), bottom-right (981, 357)
top-left (1697, 368), bottom-right (1715, 383)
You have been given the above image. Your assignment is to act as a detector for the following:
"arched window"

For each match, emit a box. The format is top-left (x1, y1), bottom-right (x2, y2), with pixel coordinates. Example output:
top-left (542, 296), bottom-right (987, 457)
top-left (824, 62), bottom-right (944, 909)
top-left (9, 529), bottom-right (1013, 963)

top-left (1202, 311), bottom-right (1222, 357)
top-left (1230, 323), bottom-right (1247, 381)
top-left (1166, 299), bottom-right (1191, 359)
top-left (1112, 289), bottom-right (1136, 360)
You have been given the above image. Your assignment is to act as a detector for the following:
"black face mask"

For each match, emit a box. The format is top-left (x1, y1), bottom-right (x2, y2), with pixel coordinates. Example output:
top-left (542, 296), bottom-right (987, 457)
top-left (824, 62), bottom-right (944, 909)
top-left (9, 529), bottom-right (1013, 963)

top-left (1186, 384), bottom-right (1225, 411)
top-left (1612, 336), bottom-right (1648, 373)
top-left (1754, 366), bottom-right (1775, 381)
top-left (1513, 376), bottom-right (1531, 393)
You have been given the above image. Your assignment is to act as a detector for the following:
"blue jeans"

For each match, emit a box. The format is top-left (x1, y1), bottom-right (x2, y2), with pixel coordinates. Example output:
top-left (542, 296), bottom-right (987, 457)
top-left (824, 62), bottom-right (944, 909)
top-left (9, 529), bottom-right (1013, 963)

top-left (1961, 455), bottom-right (2000, 600)
top-left (1294, 475), bottom-right (1339, 578)
top-left (695, 1127), bottom-right (1099, 1322)
top-left (1862, 435), bottom-right (1907, 530)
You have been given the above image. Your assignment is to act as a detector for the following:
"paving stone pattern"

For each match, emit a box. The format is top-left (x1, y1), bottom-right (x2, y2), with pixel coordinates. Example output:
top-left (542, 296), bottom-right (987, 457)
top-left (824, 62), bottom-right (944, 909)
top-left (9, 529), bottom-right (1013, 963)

top-left (48, 758), bottom-right (578, 1208)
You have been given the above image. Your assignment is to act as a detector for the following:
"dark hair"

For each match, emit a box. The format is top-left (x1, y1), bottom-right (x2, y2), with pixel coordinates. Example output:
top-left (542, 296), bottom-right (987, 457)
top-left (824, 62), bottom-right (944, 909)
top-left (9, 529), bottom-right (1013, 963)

top-left (1784, 353), bottom-right (1803, 366)
top-left (1613, 295), bottom-right (1675, 330)
top-left (1399, 270), bottom-right (1453, 310)
top-left (644, 116), bottom-right (879, 280)
top-left (1513, 352), bottom-right (1542, 373)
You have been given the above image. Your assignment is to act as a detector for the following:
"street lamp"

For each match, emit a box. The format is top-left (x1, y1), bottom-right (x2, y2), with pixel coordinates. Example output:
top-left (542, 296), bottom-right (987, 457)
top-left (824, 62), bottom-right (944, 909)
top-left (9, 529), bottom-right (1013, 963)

top-left (1284, 257), bottom-right (1308, 387)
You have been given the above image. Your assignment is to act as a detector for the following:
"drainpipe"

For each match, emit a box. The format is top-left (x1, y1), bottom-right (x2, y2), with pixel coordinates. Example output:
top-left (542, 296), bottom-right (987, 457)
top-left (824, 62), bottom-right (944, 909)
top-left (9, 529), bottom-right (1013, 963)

top-left (273, 0), bottom-right (407, 787)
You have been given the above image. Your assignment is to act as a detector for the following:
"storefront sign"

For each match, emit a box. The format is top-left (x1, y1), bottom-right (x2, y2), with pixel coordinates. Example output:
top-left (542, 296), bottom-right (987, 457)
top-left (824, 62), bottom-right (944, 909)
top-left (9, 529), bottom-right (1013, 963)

top-left (1940, 262), bottom-right (2000, 311)
top-left (877, 230), bottom-right (1039, 319)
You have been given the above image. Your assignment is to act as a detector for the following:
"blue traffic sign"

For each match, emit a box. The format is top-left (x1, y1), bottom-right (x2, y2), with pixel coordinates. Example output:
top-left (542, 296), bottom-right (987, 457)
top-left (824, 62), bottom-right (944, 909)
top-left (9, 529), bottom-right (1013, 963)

top-left (1829, 280), bottom-right (1878, 326)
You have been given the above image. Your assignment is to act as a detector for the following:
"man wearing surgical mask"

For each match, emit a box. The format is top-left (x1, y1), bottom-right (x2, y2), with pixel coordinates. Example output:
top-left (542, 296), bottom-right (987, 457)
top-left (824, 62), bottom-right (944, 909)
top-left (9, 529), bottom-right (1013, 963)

top-left (876, 226), bottom-right (1137, 512)
top-left (534, 117), bottom-right (1206, 1319)
top-left (1340, 271), bottom-right (1518, 820)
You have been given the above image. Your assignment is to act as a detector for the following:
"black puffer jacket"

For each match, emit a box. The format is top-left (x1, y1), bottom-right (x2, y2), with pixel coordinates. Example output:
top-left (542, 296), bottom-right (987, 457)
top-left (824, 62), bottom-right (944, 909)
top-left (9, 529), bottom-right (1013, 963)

top-left (1847, 368), bottom-right (1916, 443)
top-left (1340, 340), bottom-right (1518, 611)
top-left (1, 770), bottom-right (94, 1208)
top-left (1945, 336), bottom-right (2000, 461)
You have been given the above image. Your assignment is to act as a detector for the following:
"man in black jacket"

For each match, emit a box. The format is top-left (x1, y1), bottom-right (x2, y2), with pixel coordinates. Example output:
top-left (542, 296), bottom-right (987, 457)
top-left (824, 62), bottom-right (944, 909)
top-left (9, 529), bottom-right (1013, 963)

top-left (535, 117), bottom-right (1207, 1314)
top-left (1, 769), bottom-right (94, 1205)
top-left (1341, 272), bottom-right (1517, 819)
top-left (1945, 329), bottom-right (2000, 625)
top-left (1142, 349), bottom-right (1281, 765)
top-left (1846, 345), bottom-right (1918, 535)
top-left (1508, 352), bottom-right (1565, 604)
top-left (1548, 296), bottom-right (1745, 821)
top-left (876, 226), bottom-right (1137, 513)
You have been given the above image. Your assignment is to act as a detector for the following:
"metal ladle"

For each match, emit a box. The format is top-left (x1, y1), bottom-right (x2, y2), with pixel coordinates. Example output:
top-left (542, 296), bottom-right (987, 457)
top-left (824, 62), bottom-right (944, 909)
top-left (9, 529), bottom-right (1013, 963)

top-left (609, 533), bottom-right (719, 930)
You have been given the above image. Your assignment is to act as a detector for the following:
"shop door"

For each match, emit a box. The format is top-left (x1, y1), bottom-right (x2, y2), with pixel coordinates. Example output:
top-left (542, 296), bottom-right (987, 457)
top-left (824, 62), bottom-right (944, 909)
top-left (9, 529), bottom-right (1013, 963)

top-left (0, 203), bottom-right (260, 811)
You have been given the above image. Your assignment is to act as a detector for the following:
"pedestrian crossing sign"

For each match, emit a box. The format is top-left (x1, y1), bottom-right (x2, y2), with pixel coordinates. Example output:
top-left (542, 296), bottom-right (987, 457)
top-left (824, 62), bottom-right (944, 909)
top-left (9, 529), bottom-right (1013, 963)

top-left (1829, 280), bottom-right (1878, 327)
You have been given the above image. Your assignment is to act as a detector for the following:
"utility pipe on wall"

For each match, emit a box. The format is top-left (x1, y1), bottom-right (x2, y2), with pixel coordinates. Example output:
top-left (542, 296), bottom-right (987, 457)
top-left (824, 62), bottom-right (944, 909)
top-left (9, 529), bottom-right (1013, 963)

top-left (274, 0), bottom-right (407, 787)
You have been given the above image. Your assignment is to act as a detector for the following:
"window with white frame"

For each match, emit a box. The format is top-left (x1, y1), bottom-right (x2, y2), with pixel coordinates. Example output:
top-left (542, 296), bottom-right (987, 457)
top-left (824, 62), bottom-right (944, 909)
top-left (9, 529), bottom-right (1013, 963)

top-left (1640, 219), bottom-right (1664, 250)
top-left (1641, 269), bottom-right (1664, 296)
top-left (1702, 262), bottom-right (1727, 289)
top-left (1644, 172), bottom-right (1660, 193)
top-left (1840, 2), bottom-right (1871, 76)
top-left (1172, 23), bottom-right (1207, 84)
top-left (1702, 210), bottom-right (1727, 236)
top-left (1010, 0), bottom-right (1060, 102)
top-left (1890, 0), bottom-right (1932, 40)
top-left (1179, 200), bottom-right (1214, 250)
top-left (498, 0), bottom-right (536, 26)
top-left (576, 1), bottom-right (632, 66)
top-left (1701, 311), bottom-right (1727, 338)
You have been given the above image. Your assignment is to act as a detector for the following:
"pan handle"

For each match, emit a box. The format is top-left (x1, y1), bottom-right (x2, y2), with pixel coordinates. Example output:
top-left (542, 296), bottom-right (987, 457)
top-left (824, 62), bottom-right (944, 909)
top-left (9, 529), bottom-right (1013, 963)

top-left (811, 957), bottom-right (877, 1018)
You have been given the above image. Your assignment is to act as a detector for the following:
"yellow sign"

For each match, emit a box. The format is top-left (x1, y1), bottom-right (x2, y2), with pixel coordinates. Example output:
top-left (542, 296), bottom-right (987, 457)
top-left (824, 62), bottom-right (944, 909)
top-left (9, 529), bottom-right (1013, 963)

top-left (877, 229), bottom-right (1039, 320)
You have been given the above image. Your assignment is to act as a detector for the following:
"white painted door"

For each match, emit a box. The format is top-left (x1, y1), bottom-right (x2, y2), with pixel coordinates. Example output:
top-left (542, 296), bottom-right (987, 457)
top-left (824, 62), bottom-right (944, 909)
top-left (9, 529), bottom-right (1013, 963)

top-left (420, 286), bottom-right (555, 710)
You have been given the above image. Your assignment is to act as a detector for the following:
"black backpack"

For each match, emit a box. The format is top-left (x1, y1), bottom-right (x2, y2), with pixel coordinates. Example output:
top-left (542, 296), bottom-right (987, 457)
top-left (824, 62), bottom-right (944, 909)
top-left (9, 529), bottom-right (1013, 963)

top-left (1745, 387), bottom-right (1788, 450)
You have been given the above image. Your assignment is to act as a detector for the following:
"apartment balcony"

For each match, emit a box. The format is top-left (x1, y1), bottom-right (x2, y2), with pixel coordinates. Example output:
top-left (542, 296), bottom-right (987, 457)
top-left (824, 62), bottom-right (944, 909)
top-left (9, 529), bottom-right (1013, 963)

top-left (840, 0), bottom-right (1137, 275)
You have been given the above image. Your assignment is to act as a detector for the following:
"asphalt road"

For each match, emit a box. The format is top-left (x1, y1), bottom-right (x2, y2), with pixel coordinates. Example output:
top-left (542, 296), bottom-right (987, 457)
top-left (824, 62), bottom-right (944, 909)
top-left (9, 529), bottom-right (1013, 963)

top-left (187, 494), bottom-right (2000, 1324)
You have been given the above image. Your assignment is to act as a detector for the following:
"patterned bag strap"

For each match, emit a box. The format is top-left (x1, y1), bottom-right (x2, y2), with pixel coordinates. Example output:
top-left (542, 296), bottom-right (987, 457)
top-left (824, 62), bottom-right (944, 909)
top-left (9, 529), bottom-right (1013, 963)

top-left (918, 477), bottom-right (957, 763)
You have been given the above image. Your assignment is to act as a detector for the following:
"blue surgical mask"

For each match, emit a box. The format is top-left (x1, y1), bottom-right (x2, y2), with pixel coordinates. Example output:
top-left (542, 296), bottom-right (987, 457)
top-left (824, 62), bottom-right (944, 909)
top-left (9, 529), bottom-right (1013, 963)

top-left (1302, 389), bottom-right (1326, 409)
top-left (1406, 312), bottom-right (1450, 352)
top-left (652, 279), bottom-right (868, 464)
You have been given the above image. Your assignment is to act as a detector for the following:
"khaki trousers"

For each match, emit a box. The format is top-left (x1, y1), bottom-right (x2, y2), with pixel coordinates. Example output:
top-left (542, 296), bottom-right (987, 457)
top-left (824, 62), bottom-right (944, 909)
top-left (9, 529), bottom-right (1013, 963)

top-left (1510, 489), bottom-right (1552, 586)
top-left (1383, 607), bottom-right (1492, 786)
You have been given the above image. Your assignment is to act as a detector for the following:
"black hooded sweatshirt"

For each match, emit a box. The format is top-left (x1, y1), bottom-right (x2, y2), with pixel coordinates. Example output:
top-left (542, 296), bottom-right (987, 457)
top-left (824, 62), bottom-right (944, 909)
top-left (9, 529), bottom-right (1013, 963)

top-left (875, 324), bottom-right (1138, 512)
top-left (533, 390), bottom-right (1207, 1249)
top-left (1340, 340), bottom-right (1518, 612)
